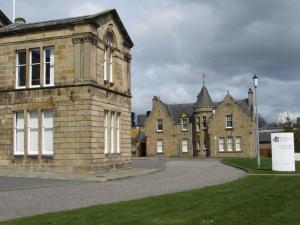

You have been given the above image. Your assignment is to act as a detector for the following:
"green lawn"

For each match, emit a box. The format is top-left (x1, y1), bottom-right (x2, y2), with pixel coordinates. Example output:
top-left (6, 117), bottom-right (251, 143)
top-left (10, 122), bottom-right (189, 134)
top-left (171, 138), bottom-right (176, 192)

top-left (223, 157), bottom-right (300, 174)
top-left (2, 175), bottom-right (300, 225)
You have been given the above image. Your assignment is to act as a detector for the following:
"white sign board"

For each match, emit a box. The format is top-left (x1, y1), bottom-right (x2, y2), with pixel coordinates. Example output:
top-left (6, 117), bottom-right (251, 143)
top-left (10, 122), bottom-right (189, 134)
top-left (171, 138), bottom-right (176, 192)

top-left (271, 133), bottom-right (295, 172)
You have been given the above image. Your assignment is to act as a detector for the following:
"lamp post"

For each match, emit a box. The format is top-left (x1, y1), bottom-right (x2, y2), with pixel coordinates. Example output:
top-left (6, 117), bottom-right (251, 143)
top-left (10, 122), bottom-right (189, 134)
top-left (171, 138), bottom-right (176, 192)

top-left (253, 75), bottom-right (260, 168)
top-left (212, 109), bottom-right (216, 157)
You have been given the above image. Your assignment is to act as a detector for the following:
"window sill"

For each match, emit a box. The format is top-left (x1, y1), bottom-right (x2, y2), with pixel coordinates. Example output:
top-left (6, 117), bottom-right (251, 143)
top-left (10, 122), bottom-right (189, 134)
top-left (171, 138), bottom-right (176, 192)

top-left (218, 151), bottom-right (243, 153)
top-left (15, 86), bottom-right (26, 89)
top-left (29, 85), bottom-right (41, 89)
top-left (156, 152), bottom-right (164, 154)
top-left (225, 127), bottom-right (233, 130)
top-left (181, 129), bottom-right (188, 132)
top-left (156, 130), bottom-right (163, 133)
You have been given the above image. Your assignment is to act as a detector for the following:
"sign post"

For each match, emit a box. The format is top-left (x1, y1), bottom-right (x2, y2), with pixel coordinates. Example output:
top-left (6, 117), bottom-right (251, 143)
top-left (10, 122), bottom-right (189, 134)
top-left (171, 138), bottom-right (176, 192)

top-left (271, 133), bottom-right (295, 172)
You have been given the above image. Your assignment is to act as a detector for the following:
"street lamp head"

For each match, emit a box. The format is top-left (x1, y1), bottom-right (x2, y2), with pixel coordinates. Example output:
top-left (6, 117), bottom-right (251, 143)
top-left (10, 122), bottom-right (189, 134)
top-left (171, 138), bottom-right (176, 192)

top-left (253, 74), bottom-right (259, 88)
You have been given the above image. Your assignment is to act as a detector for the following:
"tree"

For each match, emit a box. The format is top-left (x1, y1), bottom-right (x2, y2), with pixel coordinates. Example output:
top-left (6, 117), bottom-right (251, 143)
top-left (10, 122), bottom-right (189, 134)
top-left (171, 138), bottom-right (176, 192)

top-left (258, 115), bottom-right (268, 128)
top-left (282, 115), bottom-right (300, 152)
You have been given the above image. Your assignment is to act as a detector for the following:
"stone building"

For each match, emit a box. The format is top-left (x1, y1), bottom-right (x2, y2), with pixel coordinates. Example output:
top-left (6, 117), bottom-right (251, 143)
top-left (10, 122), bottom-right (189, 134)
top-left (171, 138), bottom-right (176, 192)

top-left (144, 82), bottom-right (256, 158)
top-left (0, 9), bottom-right (133, 174)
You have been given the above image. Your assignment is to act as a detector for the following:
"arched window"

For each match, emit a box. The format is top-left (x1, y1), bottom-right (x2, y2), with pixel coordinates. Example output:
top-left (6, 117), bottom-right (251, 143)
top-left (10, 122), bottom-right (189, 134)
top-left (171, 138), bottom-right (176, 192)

top-left (103, 32), bottom-right (114, 83)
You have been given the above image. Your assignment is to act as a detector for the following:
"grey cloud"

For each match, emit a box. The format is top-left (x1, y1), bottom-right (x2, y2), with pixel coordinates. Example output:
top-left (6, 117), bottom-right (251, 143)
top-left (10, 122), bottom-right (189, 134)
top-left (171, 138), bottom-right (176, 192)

top-left (1, 0), bottom-right (299, 122)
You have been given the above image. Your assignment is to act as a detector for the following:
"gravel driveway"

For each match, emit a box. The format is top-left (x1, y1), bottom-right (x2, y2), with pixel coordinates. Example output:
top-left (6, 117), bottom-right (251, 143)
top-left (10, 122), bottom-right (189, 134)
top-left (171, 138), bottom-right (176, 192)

top-left (0, 159), bottom-right (246, 222)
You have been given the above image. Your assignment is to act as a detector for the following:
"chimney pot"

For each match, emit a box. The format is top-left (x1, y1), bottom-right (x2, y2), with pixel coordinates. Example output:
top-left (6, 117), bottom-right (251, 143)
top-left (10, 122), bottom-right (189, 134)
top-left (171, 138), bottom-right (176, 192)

top-left (14, 17), bottom-right (26, 24)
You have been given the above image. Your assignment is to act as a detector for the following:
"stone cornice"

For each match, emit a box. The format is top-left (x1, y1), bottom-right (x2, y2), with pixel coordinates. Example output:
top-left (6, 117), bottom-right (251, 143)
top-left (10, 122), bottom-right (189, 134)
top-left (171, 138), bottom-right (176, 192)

top-left (0, 82), bottom-right (132, 98)
top-left (72, 33), bottom-right (98, 45)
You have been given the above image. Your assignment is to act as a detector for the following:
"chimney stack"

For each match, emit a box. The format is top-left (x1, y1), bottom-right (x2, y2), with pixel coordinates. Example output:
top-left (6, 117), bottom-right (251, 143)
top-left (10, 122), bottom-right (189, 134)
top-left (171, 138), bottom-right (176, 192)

top-left (248, 88), bottom-right (254, 115)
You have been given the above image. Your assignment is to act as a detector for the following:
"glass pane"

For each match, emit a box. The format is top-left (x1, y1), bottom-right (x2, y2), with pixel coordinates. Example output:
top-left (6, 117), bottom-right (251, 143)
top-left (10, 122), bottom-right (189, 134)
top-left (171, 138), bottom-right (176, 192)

top-left (44, 128), bottom-right (53, 153)
top-left (45, 48), bottom-right (51, 63)
top-left (31, 49), bottom-right (40, 64)
top-left (45, 63), bottom-right (50, 85)
top-left (18, 50), bottom-right (26, 65)
top-left (31, 64), bottom-right (40, 85)
top-left (16, 112), bottom-right (24, 128)
top-left (30, 111), bottom-right (38, 128)
top-left (16, 130), bottom-right (24, 153)
top-left (18, 66), bottom-right (26, 87)
top-left (44, 111), bottom-right (53, 128)
top-left (30, 129), bottom-right (39, 153)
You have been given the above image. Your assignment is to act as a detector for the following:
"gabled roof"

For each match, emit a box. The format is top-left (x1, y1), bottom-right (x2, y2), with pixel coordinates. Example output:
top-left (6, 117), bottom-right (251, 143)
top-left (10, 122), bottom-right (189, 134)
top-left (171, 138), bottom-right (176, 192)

top-left (0, 9), bottom-right (133, 48)
top-left (160, 101), bottom-right (194, 123)
top-left (0, 10), bottom-right (12, 26)
top-left (195, 85), bottom-right (214, 108)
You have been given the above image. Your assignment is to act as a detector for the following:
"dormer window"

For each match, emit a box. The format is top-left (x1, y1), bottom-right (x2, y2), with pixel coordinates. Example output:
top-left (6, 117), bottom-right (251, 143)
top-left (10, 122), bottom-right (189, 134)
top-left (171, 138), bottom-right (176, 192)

top-left (226, 115), bottom-right (233, 129)
top-left (181, 118), bottom-right (188, 131)
top-left (103, 32), bottom-right (114, 84)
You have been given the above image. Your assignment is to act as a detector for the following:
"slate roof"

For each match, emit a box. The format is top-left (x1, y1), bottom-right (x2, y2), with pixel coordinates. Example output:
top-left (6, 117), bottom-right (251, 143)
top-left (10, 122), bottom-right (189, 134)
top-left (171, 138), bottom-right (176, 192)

top-left (0, 9), bottom-right (133, 48)
top-left (160, 101), bottom-right (194, 123)
top-left (137, 114), bottom-right (147, 127)
top-left (259, 131), bottom-right (271, 143)
top-left (195, 85), bottom-right (214, 108)
top-left (0, 10), bottom-right (11, 26)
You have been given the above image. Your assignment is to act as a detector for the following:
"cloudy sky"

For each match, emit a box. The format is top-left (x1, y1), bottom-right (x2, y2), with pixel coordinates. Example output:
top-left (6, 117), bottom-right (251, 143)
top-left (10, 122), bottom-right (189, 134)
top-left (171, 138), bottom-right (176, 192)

top-left (1, 0), bottom-right (300, 122)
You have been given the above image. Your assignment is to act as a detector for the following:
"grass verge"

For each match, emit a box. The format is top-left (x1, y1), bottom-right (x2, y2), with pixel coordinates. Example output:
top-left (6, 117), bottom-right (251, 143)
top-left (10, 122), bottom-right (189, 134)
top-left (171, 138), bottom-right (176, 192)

top-left (223, 157), bottom-right (300, 174)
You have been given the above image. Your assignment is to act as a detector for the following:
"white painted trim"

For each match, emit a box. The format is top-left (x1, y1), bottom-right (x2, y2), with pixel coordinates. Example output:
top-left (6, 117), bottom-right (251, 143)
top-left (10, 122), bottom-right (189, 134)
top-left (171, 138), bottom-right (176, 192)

top-left (43, 47), bottom-right (55, 87)
top-left (29, 49), bottom-right (41, 88)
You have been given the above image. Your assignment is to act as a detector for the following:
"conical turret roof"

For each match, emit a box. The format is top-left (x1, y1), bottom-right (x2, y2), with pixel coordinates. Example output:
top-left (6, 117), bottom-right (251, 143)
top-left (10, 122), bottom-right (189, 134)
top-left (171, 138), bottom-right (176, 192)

top-left (195, 85), bottom-right (214, 107)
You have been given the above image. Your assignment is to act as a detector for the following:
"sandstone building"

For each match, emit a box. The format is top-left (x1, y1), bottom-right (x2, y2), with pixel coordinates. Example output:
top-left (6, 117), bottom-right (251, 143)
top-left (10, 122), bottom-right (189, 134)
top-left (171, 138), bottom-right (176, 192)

top-left (0, 9), bottom-right (133, 174)
top-left (144, 82), bottom-right (256, 158)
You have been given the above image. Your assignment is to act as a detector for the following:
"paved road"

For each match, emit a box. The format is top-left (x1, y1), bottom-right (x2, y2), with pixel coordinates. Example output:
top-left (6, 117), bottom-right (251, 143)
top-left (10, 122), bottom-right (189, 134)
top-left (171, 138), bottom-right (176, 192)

top-left (0, 159), bottom-right (246, 222)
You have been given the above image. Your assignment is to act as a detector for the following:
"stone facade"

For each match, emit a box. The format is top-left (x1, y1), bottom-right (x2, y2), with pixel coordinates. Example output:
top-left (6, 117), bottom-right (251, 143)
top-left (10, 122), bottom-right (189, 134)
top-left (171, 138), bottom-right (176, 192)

top-left (144, 84), bottom-right (256, 158)
top-left (0, 9), bottom-right (133, 174)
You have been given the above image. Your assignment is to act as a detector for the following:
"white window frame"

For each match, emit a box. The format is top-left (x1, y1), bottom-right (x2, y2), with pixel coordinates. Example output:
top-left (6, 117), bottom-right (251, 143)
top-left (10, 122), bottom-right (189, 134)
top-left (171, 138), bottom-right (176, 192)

top-left (29, 48), bottom-right (41, 88)
top-left (116, 113), bottom-right (120, 153)
top-left (156, 139), bottom-right (163, 153)
top-left (197, 141), bottom-right (200, 150)
top-left (110, 112), bottom-right (115, 153)
top-left (104, 111), bottom-right (108, 154)
top-left (181, 118), bottom-right (188, 131)
top-left (181, 139), bottom-right (189, 153)
top-left (227, 137), bottom-right (233, 152)
top-left (42, 110), bottom-right (54, 156)
top-left (156, 119), bottom-right (163, 132)
top-left (235, 137), bottom-right (242, 152)
top-left (219, 137), bottom-right (225, 152)
top-left (43, 47), bottom-right (55, 87)
top-left (28, 111), bottom-right (39, 155)
top-left (226, 115), bottom-right (233, 129)
top-left (16, 50), bottom-right (26, 89)
top-left (14, 111), bottom-right (25, 155)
